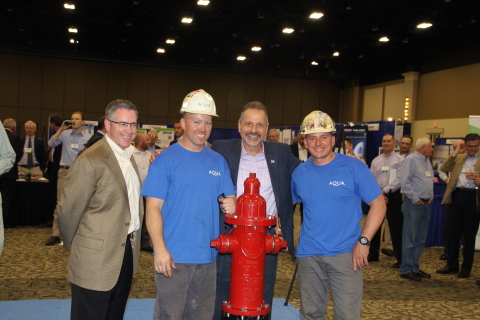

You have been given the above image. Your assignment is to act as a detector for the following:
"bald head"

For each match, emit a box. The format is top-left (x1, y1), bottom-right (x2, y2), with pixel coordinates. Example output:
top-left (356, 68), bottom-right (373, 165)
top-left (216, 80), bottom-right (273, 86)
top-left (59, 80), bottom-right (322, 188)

top-left (134, 132), bottom-right (150, 151)
top-left (3, 118), bottom-right (16, 133)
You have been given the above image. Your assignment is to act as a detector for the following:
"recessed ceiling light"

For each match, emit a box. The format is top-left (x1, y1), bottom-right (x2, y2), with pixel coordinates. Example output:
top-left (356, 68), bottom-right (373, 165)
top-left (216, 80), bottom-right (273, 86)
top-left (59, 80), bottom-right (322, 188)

top-left (197, 0), bottom-right (209, 5)
top-left (237, 56), bottom-right (246, 61)
top-left (309, 12), bottom-right (324, 19)
top-left (417, 22), bottom-right (433, 29)
top-left (333, 52), bottom-right (339, 56)
top-left (379, 36), bottom-right (389, 42)
top-left (166, 39), bottom-right (175, 44)
top-left (311, 61), bottom-right (318, 65)
top-left (282, 28), bottom-right (294, 33)
top-left (157, 48), bottom-right (165, 53)
top-left (182, 17), bottom-right (193, 23)
top-left (251, 46), bottom-right (261, 51)
top-left (64, 3), bottom-right (75, 9)
top-left (68, 27), bottom-right (78, 33)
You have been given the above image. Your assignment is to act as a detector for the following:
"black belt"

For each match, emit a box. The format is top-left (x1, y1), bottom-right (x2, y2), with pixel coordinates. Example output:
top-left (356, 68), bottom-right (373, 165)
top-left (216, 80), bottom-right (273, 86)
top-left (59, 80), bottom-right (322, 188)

top-left (20, 165), bottom-right (39, 168)
top-left (455, 188), bottom-right (476, 192)
top-left (59, 166), bottom-right (70, 170)
top-left (420, 198), bottom-right (430, 202)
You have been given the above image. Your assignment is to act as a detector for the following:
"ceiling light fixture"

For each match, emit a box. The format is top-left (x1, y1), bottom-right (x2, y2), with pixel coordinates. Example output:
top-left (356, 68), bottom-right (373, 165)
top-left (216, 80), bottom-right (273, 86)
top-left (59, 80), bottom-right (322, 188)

top-left (182, 17), bottom-right (193, 23)
top-left (64, 3), bottom-right (75, 9)
top-left (166, 39), bottom-right (175, 44)
top-left (237, 56), bottom-right (246, 61)
top-left (251, 46), bottom-right (261, 51)
top-left (197, 0), bottom-right (209, 5)
top-left (333, 52), bottom-right (339, 56)
top-left (417, 22), bottom-right (433, 29)
top-left (68, 27), bottom-right (78, 33)
top-left (157, 48), bottom-right (165, 53)
top-left (309, 12), bottom-right (324, 19)
top-left (282, 28), bottom-right (294, 33)
top-left (311, 61), bottom-right (318, 65)
top-left (379, 36), bottom-right (389, 42)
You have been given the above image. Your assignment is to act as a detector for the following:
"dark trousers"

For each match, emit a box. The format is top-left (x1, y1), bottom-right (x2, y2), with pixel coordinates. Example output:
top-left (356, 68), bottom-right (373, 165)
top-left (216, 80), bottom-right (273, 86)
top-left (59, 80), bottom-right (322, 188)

top-left (213, 248), bottom-right (278, 320)
top-left (386, 191), bottom-right (403, 263)
top-left (71, 234), bottom-right (133, 320)
top-left (140, 197), bottom-right (150, 248)
top-left (446, 189), bottom-right (480, 271)
top-left (0, 178), bottom-right (15, 225)
top-left (369, 191), bottom-right (403, 262)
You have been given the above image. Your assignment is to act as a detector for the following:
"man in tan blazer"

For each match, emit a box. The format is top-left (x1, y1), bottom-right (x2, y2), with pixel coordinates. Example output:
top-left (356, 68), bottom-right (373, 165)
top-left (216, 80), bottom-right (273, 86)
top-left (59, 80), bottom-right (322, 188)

top-left (58, 99), bottom-right (143, 320)
top-left (436, 133), bottom-right (480, 279)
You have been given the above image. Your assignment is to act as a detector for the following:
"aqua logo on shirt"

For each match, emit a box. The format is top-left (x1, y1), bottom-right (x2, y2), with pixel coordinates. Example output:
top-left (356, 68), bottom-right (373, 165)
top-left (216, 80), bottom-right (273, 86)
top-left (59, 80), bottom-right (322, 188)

top-left (329, 181), bottom-right (345, 186)
top-left (209, 170), bottom-right (221, 176)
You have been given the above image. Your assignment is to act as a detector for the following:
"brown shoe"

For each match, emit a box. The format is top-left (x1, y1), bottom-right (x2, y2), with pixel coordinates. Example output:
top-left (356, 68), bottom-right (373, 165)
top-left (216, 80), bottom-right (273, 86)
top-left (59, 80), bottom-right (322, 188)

top-left (381, 248), bottom-right (395, 257)
top-left (400, 272), bottom-right (422, 282)
top-left (415, 269), bottom-right (431, 279)
top-left (45, 236), bottom-right (61, 246)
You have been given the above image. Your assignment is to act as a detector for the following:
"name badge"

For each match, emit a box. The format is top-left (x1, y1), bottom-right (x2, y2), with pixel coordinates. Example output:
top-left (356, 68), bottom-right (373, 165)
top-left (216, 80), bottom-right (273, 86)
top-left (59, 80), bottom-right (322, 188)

top-left (381, 166), bottom-right (389, 172)
top-left (461, 168), bottom-right (470, 174)
top-left (24, 148), bottom-right (32, 153)
top-left (426, 171), bottom-right (432, 177)
top-left (71, 144), bottom-right (79, 150)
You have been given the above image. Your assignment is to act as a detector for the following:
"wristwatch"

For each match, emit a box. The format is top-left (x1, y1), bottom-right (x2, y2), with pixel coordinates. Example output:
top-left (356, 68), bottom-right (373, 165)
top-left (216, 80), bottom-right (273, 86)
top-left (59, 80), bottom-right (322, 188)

top-left (358, 236), bottom-right (371, 246)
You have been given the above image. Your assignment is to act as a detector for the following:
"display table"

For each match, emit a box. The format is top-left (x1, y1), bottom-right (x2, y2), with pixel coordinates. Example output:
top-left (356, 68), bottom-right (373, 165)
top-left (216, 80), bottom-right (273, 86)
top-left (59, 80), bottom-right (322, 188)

top-left (12, 179), bottom-right (51, 226)
top-left (425, 182), bottom-right (446, 247)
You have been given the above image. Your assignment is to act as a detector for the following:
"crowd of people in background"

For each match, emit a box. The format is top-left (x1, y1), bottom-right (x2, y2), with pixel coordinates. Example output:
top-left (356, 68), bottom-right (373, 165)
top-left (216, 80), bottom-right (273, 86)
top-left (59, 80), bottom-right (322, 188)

top-left (1, 89), bottom-right (480, 320)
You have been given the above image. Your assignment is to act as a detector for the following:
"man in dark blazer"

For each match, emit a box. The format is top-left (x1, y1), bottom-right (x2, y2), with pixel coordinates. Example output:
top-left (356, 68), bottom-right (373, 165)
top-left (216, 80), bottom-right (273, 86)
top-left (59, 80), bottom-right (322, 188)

top-left (18, 120), bottom-right (47, 179)
top-left (290, 130), bottom-right (310, 161)
top-left (83, 116), bottom-right (106, 149)
top-left (43, 114), bottom-right (63, 227)
top-left (0, 118), bottom-right (22, 228)
top-left (211, 101), bottom-right (301, 319)
top-left (58, 100), bottom-right (143, 320)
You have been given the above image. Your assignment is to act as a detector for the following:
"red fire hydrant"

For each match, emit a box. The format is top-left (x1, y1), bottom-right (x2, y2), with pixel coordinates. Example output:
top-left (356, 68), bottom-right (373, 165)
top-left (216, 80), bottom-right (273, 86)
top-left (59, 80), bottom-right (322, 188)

top-left (211, 173), bottom-right (287, 319)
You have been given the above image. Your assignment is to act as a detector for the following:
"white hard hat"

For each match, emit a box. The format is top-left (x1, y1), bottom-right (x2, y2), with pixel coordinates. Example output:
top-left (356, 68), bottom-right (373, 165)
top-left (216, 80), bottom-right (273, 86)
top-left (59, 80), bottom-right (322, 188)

top-left (300, 110), bottom-right (336, 135)
top-left (179, 89), bottom-right (218, 117)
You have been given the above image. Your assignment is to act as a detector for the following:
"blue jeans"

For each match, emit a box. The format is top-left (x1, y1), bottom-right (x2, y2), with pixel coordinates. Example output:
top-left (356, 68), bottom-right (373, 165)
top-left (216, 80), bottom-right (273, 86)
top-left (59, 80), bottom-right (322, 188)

top-left (400, 199), bottom-right (431, 275)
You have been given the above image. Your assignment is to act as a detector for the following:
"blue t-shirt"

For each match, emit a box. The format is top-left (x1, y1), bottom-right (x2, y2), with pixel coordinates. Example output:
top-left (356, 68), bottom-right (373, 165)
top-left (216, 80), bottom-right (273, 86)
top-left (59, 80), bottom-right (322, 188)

top-left (291, 154), bottom-right (381, 257)
top-left (141, 143), bottom-right (235, 264)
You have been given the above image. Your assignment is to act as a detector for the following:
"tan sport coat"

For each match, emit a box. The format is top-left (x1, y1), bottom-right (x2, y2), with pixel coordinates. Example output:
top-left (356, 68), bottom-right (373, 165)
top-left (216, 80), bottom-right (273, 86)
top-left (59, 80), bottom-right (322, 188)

top-left (440, 153), bottom-right (480, 205)
top-left (58, 137), bottom-right (144, 291)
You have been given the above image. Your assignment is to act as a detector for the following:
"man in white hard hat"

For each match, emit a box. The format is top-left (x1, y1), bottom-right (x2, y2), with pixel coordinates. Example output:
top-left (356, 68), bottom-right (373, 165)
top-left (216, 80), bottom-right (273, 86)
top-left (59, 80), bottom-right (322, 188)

top-left (142, 89), bottom-right (236, 320)
top-left (291, 110), bottom-right (385, 319)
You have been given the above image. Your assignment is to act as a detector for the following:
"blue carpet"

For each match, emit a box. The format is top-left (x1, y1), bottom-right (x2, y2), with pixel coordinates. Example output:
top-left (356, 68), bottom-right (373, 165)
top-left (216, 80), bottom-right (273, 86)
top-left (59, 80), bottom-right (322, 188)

top-left (0, 298), bottom-right (299, 320)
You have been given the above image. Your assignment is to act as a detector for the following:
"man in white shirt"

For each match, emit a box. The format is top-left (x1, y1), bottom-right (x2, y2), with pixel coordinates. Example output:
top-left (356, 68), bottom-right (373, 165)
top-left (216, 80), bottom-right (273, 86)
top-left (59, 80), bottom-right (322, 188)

top-left (369, 134), bottom-right (404, 268)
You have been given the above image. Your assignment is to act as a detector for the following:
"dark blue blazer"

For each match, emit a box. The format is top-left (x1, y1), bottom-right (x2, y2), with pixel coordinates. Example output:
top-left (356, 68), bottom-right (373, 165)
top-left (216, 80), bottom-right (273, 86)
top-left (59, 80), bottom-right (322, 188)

top-left (211, 139), bottom-right (301, 256)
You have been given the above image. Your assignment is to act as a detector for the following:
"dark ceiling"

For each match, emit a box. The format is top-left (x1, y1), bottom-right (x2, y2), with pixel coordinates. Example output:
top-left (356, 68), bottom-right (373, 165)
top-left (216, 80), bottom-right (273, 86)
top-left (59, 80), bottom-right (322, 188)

top-left (1, 0), bottom-right (480, 85)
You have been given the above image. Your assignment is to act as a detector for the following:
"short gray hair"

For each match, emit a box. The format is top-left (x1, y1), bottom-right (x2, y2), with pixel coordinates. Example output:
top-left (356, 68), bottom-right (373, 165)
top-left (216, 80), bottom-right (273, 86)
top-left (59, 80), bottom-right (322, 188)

top-left (105, 99), bottom-right (138, 120)
top-left (238, 101), bottom-right (269, 124)
top-left (416, 137), bottom-right (431, 150)
top-left (25, 120), bottom-right (36, 128)
top-left (268, 129), bottom-right (279, 136)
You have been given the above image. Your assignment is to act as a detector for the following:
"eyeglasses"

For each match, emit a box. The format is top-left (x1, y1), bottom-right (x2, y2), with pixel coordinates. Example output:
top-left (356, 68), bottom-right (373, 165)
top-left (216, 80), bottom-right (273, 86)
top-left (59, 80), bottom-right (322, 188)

top-left (108, 119), bottom-right (139, 129)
